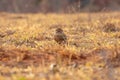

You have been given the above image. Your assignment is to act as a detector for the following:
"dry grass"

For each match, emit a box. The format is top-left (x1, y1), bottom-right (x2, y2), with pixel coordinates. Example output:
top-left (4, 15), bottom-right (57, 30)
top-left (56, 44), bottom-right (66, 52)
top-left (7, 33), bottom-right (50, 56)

top-left (0, 12), bottom-right (120, 80)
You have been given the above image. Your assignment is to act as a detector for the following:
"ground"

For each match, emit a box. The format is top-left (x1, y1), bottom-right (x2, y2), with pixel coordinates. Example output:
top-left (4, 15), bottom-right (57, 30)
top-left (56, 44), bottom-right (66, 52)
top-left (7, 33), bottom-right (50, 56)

top-left (0, 12), bottom-right (120, 80)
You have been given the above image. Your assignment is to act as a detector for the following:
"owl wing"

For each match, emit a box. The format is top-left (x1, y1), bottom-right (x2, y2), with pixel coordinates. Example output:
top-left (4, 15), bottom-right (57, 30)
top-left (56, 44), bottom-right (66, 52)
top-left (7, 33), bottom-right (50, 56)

top-left (54, 33), bottom-right (67, 42)
top-left (62, 33), bottom-right (67, 41)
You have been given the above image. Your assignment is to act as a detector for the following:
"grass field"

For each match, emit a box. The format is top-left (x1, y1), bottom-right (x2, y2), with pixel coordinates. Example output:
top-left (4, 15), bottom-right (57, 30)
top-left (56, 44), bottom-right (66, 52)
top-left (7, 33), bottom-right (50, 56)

top-left (0, 12), bottom-right (120, 80)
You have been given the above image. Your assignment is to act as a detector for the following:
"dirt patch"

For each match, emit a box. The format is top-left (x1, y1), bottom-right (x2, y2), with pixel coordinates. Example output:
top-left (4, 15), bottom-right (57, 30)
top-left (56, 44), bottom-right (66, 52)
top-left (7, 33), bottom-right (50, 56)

top-left (0, 47), bottom-right (119, 68)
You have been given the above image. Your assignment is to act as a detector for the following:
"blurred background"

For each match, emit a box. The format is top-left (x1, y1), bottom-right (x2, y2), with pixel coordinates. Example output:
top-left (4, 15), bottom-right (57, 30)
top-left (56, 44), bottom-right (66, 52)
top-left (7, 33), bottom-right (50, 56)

top-left (0, 0), bottom-right (120, 13)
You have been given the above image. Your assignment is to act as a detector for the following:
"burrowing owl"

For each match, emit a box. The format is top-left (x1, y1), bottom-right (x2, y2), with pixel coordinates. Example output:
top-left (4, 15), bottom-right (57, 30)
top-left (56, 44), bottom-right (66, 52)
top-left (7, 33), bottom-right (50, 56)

top-left (54, 28), bottom-right (67, 44)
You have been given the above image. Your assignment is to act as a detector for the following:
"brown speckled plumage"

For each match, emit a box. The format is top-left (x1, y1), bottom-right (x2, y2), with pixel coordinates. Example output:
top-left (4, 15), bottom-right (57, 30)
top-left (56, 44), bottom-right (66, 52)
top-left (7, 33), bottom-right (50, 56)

top-left (54, 28), bottom-right (67, 44)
